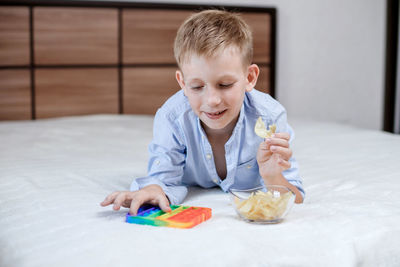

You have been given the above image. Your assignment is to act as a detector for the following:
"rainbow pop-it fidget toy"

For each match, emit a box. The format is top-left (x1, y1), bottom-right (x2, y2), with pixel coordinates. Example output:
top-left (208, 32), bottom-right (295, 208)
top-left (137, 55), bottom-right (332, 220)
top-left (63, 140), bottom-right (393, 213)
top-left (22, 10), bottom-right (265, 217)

top-left (126, 204), bottom-right (212, 229)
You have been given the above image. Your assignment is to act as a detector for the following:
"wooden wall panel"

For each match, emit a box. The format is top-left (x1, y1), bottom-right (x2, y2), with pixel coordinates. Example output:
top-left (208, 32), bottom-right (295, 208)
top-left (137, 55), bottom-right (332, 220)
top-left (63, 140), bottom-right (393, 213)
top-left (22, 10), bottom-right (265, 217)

top-left (257, 66), bottom-right (271, 94)
top-left (123, 67), bottom-right (180, 114)
top-left (0, 70), bottom-right (31, 120)
top-left (0, 4), bottom-right (274, 120)
top-left (241, 13), bottom-right (271, 64)
top-left (123, 9), bottom-right (193, 64)
top-left (0, 7), bottom-right (30, 66)
top-left (34, 7), bottom-right (118, 65)
top-left (35, 68), bottom-right (118, 118)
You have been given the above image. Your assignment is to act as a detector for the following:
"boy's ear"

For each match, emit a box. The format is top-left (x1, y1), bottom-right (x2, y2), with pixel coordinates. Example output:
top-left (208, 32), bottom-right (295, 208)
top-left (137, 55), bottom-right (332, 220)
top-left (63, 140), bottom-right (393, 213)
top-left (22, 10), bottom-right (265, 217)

top-left (245, 64), bottom-right (260, 92)
top-left (175, 70), bottom-right (186, 91)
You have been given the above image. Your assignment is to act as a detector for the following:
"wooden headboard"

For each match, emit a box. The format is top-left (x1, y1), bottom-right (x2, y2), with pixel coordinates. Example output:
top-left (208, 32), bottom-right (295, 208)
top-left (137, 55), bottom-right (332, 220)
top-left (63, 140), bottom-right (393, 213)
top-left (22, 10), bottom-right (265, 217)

top-left (0, 1), bottom-right (276, 120)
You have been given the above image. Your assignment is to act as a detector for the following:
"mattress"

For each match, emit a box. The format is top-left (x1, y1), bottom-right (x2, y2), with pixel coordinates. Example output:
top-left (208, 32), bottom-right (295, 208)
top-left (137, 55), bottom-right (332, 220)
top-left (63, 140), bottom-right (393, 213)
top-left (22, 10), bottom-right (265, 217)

top-left (1, 115), bottom-right (399, 267)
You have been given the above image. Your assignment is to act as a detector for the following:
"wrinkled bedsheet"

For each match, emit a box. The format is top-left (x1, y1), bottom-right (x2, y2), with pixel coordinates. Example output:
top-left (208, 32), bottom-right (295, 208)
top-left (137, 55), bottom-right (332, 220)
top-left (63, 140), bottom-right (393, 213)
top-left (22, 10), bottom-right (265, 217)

top-left (1, 115), bottom-right (400, 267)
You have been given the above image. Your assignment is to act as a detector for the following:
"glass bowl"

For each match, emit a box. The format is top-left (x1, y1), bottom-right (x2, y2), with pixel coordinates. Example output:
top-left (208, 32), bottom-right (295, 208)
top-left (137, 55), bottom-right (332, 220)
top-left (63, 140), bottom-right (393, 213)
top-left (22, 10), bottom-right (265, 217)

top-left (229, 185), bottom-right (295, 224)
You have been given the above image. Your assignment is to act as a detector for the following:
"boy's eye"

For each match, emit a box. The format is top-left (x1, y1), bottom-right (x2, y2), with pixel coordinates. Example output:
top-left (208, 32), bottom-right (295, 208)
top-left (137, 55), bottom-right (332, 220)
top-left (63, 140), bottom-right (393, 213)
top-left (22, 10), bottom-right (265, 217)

top-left (219, 83), bottom-right (234, 88)
top-left (190, 85), bottom-right (204, 90)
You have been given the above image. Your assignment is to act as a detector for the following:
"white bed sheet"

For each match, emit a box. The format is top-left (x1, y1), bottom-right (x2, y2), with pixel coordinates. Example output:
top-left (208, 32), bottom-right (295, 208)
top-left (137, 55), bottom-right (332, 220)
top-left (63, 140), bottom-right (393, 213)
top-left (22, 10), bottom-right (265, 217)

top-left (1, 115), bottom-right (400, 267)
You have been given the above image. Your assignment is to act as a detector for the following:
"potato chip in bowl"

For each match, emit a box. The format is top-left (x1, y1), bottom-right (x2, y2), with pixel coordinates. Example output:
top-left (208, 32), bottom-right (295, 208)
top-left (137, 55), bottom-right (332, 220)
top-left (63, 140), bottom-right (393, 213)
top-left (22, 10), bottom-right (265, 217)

top-left (229, 185), bottom-right (295, 223)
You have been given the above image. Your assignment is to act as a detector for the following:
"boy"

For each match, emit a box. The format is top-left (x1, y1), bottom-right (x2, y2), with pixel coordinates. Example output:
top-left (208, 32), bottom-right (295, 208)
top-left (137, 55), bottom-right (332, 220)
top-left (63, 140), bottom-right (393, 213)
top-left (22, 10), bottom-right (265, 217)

top-left (101, 10), bottom-right (304, 215)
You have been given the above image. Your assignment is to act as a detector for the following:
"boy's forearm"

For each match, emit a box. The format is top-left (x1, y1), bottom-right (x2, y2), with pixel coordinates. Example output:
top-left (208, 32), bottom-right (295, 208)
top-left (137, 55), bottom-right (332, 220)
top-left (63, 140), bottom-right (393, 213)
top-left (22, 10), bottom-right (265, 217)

top-left (262, 174), bottom-right (304, 203)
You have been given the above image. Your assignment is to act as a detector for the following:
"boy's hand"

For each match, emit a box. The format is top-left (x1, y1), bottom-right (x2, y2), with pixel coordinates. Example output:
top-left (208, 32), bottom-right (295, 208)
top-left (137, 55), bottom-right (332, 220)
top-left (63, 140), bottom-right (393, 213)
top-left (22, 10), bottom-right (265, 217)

top-left (257, 132), bottom-right (292, 183)
top-left (100, 184), bottom-right (171, 216)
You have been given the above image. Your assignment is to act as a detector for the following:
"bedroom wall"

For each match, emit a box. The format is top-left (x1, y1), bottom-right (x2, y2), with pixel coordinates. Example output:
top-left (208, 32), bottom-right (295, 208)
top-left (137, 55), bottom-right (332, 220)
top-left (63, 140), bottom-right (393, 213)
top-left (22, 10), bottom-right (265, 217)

top-left (113, 0), bottom-right (386, 130)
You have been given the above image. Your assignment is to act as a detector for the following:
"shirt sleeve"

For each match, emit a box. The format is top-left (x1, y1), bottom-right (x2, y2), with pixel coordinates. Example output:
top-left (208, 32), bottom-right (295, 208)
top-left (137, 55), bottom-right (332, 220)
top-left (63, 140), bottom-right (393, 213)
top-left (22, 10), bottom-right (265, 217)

top-left (273, 104), bottom-right (305, 199)
top-left (130, 109), bottom-right (187, 205)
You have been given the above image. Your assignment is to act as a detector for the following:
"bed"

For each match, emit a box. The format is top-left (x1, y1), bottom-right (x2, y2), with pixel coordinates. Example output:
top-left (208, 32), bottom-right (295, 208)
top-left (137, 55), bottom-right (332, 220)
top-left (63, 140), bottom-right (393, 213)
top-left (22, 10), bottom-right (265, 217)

top-left (1, 114), bottom-right (400, 267)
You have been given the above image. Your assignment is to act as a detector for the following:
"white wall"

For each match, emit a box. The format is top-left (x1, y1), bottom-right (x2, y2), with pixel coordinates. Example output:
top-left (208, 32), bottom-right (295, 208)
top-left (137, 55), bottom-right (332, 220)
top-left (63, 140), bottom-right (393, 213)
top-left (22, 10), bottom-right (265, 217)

top-left (267, 0), bottom-right (386, 130)
top-left (119, 0), bottom-right (387, 130)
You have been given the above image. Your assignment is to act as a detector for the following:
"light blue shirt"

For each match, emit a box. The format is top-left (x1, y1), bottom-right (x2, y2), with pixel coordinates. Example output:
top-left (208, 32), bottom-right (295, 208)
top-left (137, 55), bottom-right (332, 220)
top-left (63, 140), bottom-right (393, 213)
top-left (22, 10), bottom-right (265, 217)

top-left (130, 89), bottom-right (304, 205)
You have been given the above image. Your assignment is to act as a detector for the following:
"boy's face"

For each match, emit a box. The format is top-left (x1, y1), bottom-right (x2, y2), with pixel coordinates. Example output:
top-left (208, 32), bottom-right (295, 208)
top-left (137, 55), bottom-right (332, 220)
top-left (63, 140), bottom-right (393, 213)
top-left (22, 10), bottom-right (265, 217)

top-left (176, 46), bottom-right (259, 134)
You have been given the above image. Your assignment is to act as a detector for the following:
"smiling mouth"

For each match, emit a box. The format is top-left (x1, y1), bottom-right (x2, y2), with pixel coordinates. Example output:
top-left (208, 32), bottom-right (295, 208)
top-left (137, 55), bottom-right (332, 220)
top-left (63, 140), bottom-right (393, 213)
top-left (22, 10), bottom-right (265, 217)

top-left (205, 109), bottom-right (227, 119)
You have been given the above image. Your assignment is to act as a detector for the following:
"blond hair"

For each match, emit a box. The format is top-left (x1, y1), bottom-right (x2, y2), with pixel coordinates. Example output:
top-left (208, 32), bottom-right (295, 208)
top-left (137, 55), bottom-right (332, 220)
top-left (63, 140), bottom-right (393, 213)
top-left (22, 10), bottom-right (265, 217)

top-left (174, 10), bottom-right (253, 68)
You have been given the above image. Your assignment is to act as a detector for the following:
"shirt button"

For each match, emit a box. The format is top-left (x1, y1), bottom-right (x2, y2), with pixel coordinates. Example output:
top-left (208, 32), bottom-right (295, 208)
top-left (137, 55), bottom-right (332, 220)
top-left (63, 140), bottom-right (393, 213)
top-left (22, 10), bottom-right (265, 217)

top-left (213, 178), bottom-right (219, 183)
top-left (206, 153), bottom-right (212, 159)
top-left (246, 164), bottom-right (252, 169)
top-left (155, 160), bottom-right (160, 165)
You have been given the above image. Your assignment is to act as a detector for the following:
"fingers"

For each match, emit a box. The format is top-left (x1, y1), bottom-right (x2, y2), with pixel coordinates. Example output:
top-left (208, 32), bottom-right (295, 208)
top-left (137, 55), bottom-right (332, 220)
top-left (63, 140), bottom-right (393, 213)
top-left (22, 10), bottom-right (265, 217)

top-left (257, 143), bottom-right (272, 164)
top-left (271, 132), bottom-right (290, 141)
top-left (101, 185), bottom-right (172, 216)
top-left (113, 192), bottom-right (129, 211)
top-left (128, 186), bottom-right (163, 215)
top-left (271, 154), bottom-right (292, 170)
top-left (128, 193), bottom-right (171, 215)
top-left (265, 137), bottom-right (289, 148)
top-left (158, 196), bottom-right (172, 213)
top-left (259, 141), bottom-right (272, 152)
top-left (263, 133), bottom-right (292, 160)
top-left (277, 156), bottom-right (291, 169)
top-left (100, 191), bottom-right (121, 206)
top-left (270, 145), bottom-right (292, 160)
top-left (129, 198), bottom-right (144, 216)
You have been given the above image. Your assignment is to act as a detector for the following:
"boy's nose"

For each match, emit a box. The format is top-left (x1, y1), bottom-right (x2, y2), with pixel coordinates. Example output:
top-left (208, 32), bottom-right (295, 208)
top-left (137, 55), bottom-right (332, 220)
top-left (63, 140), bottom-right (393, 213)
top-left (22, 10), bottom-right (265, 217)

top-left (206, 88), bottom-right (222, 107)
